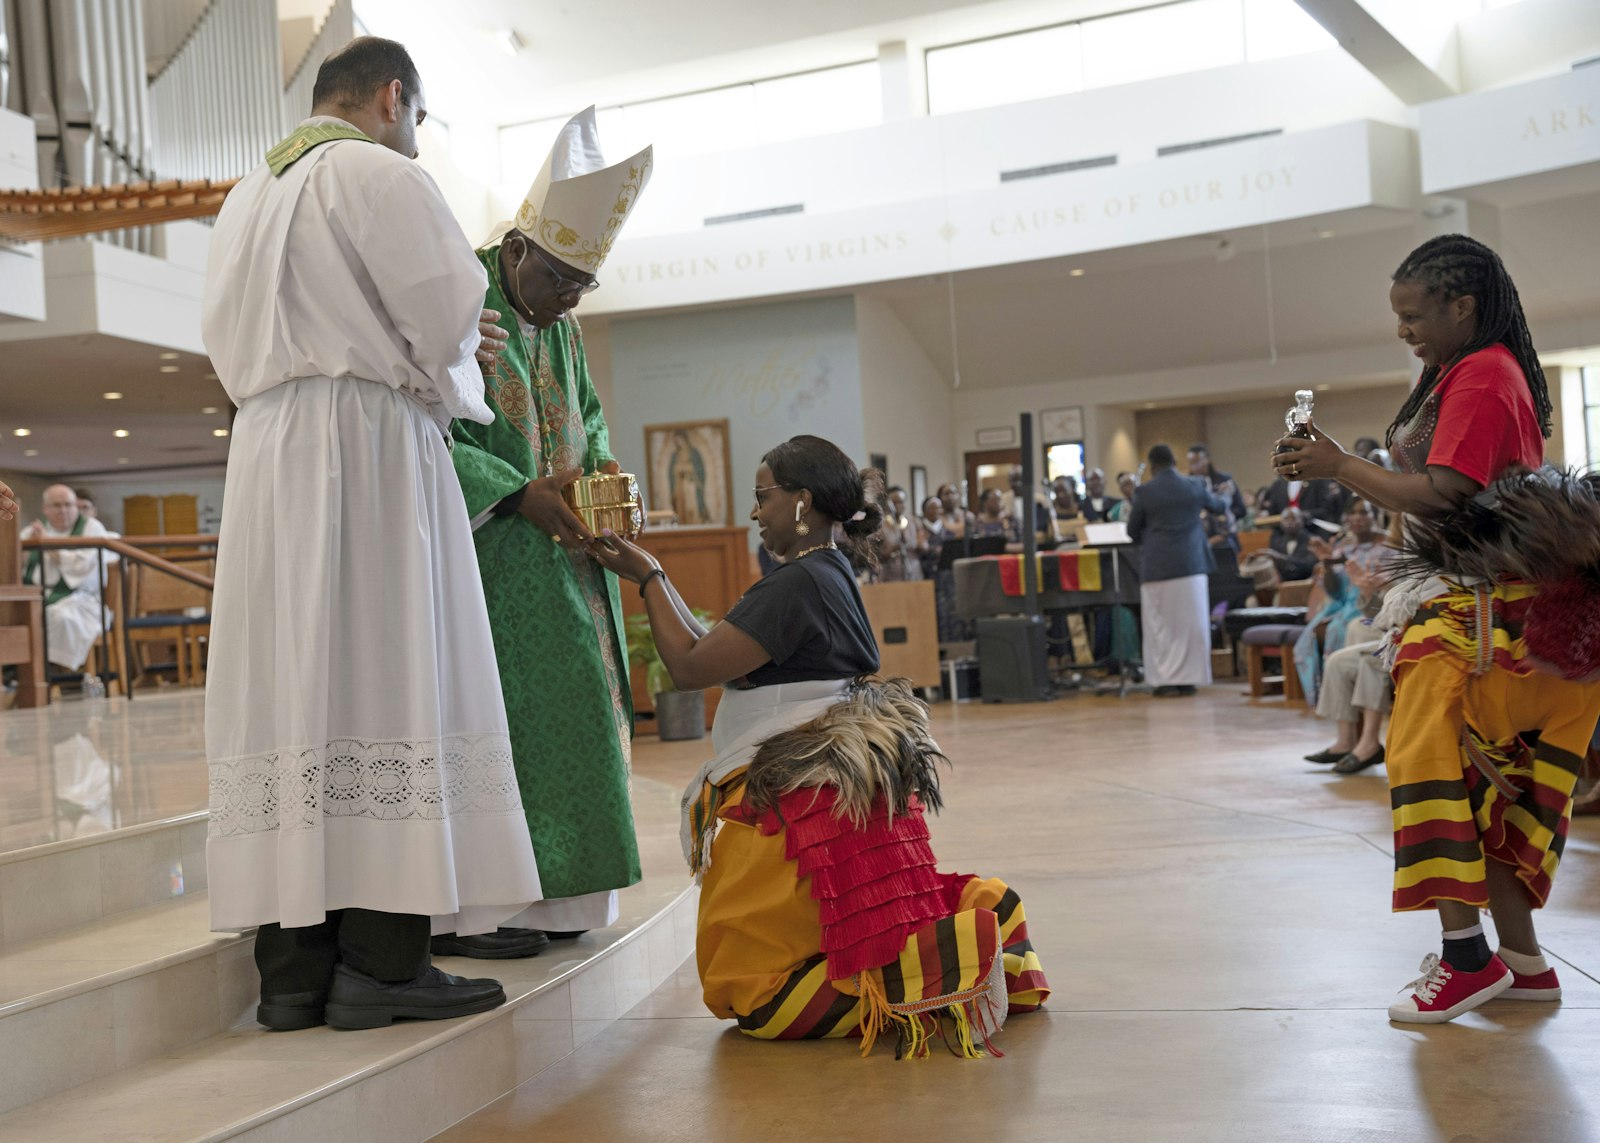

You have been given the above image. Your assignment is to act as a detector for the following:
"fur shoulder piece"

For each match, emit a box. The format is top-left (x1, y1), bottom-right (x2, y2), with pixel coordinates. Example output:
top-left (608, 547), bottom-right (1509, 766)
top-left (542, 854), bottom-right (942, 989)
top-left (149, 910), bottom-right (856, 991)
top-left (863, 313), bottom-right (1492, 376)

top-left (1395, 466), bottom-right (1600, 586)
top-left (743, 676), bottom-right (947, 828)
top-left (1396, 466), bottom-right (1600, 680)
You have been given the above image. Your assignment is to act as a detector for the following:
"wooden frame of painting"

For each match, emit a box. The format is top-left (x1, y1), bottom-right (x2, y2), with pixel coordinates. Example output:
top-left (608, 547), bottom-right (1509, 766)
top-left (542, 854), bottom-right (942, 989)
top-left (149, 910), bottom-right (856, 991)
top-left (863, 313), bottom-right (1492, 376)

top-left (1040, 406), bottom-right (1084, 444)
top-left (643, 418), bottom-right (734, 527)
top-left (909, 465), bottom-right (929, 514)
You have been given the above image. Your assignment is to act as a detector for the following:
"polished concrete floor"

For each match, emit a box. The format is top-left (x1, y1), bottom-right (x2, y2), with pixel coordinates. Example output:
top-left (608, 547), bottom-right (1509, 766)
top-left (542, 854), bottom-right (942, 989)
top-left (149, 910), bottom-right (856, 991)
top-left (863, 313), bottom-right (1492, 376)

top-left (439, 685), bottom-right (1600, 1143)
top-left (0, 691), bottom-right (206, 855)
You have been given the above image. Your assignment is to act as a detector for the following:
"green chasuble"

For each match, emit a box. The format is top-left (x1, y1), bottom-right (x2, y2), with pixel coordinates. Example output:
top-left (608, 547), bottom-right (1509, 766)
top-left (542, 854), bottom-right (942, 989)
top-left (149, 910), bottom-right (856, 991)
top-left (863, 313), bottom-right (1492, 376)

top-left (450, 246), bottom-right (640, 900)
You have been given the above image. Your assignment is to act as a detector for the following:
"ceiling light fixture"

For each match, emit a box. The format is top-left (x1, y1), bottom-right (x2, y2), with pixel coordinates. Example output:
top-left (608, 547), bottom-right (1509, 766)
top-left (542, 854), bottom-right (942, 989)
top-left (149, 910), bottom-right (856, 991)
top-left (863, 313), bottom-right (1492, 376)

top-left (160, 365), bottom-right (180, 373)
top-left (496, 28), bottom-right (524, 57)
top-left (12, 427), bottom-right (30, 437)
top-left (1068, 268), bottom-right (1086, 278)
top-left (203, 372), bottom-right (218, 380)
top-left (213, 428), bottom-right (230, 438)
top-left (117, 457), bottom-right (130, 465)
top-left (113, 429), bottom-right (130, 438)
top-left (23, 449), bottom-right (38, 457)
top-left (1316, 384), bottom-right (1331, 391)
top-left (159, 351), bottom-right (180, 360)
top-left (104, 391), bottom-right (123, 400)
top-left (1316, 229), bottom-right (1335, 239)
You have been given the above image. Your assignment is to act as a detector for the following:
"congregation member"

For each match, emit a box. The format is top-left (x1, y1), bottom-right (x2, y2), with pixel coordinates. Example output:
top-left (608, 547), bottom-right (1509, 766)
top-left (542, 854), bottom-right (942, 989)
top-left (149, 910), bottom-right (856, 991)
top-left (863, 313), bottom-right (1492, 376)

top-left (915, 494), bottom-right (972, 643)
top-left (1290, 499), bottom-right (1393, 705)
top-left (1186, 442), bottom-right (1245, 551)
top-left (74, 489), bottom-right (98, 522)
top-left (1050, 477), bottom-right (1082, 522)
top-left (445, 106), bottom-right (651, 952)
top-left (874, 485), bottom-right (921, 582)
top-left (1127, 445), bottom-right (1226, 697)
top-left (202, 37), bottom-right (542, 1030)
top-left (1275, 234), bottom-right (1600, 1024)
top-left (1080, 468), bottom-right (1121, 522)
top-left (21, 484), bottom-right (117, 678)
top-left (1108, 471), bottom-right (1138, 523)
top-left (1007, 467), bottom-right (1059, 547)
top-left (936, 481), bottom-right (976, 539)
top-left (973, 488), bottom-right (1017, 543)
top-left (1257, 474), bottom-right (1348, 528)
top-left (590, 435), bottom-right (1049, 1055)
top-left (1266, 506), bottom-right (1319, 582)
top-left (1304, 554), bottom-right (1393, 775)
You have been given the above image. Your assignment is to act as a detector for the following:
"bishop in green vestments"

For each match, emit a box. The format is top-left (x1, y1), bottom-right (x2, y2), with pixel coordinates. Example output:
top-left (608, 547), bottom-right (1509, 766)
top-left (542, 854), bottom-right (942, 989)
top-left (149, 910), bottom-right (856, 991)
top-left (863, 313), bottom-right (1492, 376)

top-left (438, 107), bottom-right (653, 955)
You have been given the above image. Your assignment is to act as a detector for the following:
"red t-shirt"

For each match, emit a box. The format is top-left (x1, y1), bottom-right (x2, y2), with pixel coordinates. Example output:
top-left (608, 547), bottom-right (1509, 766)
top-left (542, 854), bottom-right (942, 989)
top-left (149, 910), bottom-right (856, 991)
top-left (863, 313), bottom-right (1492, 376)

top-left (1426, 344), bottom-right (1544, 486)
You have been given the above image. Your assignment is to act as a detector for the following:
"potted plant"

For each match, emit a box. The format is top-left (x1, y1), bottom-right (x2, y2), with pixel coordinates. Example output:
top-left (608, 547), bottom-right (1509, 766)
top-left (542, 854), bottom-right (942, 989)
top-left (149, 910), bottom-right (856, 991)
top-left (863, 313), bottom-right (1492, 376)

top-left (625, 609), bottom-right (712, 740)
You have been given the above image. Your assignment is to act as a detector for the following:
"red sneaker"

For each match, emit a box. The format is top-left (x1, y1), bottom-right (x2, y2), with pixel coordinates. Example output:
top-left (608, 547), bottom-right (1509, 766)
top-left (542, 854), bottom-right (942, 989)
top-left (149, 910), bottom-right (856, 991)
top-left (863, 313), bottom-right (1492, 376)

top-left (1502, 965), bottom-right (1562, 1001)
top-left (1388, 953), bottom-right (1512, 1024)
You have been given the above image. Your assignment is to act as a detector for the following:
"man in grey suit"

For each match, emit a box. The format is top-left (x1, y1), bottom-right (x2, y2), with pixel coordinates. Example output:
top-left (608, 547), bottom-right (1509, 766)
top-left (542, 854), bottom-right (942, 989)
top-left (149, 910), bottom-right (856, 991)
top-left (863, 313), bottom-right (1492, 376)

top-left (1127, 444), bottom-right (1227, 696)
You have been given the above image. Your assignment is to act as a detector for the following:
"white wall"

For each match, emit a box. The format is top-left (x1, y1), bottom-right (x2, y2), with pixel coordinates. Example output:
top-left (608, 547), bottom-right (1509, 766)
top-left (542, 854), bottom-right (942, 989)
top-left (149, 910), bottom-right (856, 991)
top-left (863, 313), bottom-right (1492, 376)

top-left (854, 295), bottom-right (957, 490)
top-left (607, 296), bottom-right (864, 548)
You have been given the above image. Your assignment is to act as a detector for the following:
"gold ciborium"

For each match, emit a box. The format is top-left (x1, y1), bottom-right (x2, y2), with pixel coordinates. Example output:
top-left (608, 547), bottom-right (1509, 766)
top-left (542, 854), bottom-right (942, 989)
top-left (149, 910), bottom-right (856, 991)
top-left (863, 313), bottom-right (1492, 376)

top-left (562, 472), bottom-right (645, 540)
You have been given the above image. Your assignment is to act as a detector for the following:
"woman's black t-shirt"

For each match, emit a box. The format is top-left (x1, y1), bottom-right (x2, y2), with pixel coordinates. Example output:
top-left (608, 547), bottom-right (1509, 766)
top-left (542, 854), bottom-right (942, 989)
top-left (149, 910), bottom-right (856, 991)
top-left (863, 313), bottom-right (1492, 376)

top-left (722, 548), bottom-right (880, 687)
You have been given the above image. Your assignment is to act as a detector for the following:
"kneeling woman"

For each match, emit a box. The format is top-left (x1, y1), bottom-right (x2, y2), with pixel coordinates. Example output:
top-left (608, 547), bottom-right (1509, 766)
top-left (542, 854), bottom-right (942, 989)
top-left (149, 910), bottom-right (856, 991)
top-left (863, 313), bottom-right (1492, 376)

top-left (592, 435), bottom-right (1048, 1057)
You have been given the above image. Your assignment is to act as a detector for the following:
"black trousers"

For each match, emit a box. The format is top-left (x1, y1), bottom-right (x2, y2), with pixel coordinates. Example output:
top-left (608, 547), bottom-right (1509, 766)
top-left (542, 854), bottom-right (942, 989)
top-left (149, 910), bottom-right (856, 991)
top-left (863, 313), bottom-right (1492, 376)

top-left (255, 909), bottom-right (429, 999)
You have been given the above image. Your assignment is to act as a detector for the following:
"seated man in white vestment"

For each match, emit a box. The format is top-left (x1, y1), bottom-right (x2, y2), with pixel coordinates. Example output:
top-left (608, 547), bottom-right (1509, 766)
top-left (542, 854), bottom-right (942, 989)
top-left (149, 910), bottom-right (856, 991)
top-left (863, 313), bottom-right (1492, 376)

top-left (21, 484), bottom-right (117, 677)
top-left (202, 36), bottom-right (542, 1032)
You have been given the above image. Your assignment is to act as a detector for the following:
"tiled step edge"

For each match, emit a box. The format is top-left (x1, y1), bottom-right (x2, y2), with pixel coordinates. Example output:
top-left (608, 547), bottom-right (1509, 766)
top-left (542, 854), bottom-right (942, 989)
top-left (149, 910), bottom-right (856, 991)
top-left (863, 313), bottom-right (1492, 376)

top-left (0, 898), bottom-right (254, 1116)
top-left (228, 885), bottom-right (699, 1143)
top-left (0, 812), bottom-right (210, 949)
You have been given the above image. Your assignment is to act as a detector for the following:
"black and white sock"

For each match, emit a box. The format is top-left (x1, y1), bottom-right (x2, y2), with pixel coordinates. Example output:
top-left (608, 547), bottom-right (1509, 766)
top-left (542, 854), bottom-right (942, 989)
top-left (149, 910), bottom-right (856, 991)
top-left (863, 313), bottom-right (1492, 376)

top-left (1441, 923), bottom-right (1492, 973)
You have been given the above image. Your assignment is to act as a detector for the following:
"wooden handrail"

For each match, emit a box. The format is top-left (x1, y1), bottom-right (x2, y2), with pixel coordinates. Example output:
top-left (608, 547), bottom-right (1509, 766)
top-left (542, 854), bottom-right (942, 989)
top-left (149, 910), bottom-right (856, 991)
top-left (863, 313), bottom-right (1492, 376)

top-left (117, 534), bottom-right (219, 547)
top-left (22, 536), bottom-right (214, 589)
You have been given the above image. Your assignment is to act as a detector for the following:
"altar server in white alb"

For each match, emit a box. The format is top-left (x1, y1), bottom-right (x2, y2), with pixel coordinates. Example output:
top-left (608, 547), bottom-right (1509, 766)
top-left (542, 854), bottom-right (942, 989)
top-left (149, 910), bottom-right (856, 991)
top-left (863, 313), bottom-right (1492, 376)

top-left (201, 37), bottom-right (542, 1032)
top-left (22, 484), bottom-right (117, 677)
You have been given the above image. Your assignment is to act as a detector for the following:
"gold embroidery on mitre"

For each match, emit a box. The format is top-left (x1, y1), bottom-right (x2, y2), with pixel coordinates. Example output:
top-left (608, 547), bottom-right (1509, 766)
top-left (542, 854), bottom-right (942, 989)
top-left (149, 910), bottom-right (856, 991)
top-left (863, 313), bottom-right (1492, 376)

top-left (515, 201), bottom-right (539, 233)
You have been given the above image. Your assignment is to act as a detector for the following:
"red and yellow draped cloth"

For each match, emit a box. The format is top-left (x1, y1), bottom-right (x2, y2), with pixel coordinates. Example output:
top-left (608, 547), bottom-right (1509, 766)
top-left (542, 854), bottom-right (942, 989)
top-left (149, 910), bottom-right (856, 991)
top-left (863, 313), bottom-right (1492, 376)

top-left (1388, 581), bottom-right (1600, 912)
top-left (995, 550), bottom-right (1102, 596)
top-left (695, 777), bottom-right (1049, 1058)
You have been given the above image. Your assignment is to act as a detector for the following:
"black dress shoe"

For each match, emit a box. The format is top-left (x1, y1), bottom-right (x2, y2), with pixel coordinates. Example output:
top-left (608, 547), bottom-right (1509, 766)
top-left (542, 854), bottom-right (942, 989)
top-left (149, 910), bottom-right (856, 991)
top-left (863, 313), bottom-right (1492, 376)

top-left (324, 963), bottom-right (506, 1030)
top-left (431, 927), bottom-right (551, 959)
top-left (542, 930), bottom-right (589, 940)
top-left (1304, 749), bottom-right (1347, 765)
top-left (1333, 744), bottom-right (1386, 774)
top-left (257, 990), bottom-right (327, 1031)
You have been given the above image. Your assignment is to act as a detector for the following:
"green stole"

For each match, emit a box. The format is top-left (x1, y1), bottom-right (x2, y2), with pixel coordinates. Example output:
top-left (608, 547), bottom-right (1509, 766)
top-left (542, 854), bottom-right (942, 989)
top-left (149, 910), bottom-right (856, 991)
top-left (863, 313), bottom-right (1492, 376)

top-left (265, 121), bottom-right (373, 177)
top-left (24, 514), bottom-right (88, 606)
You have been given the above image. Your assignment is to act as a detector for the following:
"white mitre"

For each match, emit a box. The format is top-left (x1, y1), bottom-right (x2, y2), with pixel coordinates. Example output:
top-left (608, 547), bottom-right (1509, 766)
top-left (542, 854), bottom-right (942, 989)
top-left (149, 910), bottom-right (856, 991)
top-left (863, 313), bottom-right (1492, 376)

top-left (486, 106), bottom-right (652, 272)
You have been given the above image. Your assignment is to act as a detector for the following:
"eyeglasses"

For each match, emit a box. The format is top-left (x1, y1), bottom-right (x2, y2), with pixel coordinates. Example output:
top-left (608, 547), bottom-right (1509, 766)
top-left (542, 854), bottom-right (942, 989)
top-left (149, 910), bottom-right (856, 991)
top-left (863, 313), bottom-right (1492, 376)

top-left (752, 484), bottom-right (786, 510)
top-left (526, 240), bottom-right (599, 296)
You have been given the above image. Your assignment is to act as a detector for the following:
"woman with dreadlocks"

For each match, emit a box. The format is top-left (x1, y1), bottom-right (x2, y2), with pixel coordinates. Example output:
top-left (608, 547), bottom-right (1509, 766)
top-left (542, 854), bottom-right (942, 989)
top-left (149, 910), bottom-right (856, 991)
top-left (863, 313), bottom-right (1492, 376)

top-left (592, 435), bottom-right (1048, 1057)
top-left (1274, 234), bottom-right (1600, 1025)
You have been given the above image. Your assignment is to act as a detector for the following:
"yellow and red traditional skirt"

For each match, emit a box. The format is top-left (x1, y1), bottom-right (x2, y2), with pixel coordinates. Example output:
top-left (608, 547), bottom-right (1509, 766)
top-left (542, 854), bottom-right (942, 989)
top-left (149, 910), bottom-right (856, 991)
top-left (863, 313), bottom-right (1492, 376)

top-left (1388, 581), bottom-right (1600, 912)
top-left (694, 774), bottom-right (1049, 1058)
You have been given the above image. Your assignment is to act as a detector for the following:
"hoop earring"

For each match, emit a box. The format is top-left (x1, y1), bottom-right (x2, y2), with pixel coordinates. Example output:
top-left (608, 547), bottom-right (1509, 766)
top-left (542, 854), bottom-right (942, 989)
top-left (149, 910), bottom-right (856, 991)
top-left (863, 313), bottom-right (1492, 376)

top-left (794, 502), bottom-right (811, 537)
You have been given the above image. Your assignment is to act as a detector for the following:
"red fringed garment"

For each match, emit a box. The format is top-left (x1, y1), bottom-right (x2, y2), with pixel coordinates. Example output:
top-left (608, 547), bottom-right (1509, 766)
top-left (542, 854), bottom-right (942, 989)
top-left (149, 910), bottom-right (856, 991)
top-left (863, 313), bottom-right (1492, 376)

top-left (735, 789), bottom-right (972, 982)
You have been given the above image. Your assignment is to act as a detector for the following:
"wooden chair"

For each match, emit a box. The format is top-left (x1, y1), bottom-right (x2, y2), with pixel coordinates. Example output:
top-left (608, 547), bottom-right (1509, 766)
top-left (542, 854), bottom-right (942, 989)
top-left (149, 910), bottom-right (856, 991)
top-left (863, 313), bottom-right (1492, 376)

top-left (126, 558), bottom-right (212, 688)
top-left (1242, 623), bottom-right (1307, 704)
top-left (0, 514), bottom-right (47, 707)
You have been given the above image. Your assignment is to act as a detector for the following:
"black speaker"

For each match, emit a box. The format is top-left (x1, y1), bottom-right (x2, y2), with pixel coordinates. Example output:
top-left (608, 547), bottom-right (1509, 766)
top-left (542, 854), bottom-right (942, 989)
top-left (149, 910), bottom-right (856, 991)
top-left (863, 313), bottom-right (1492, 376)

top-left (976, 615), bottom-right (1051, 702)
